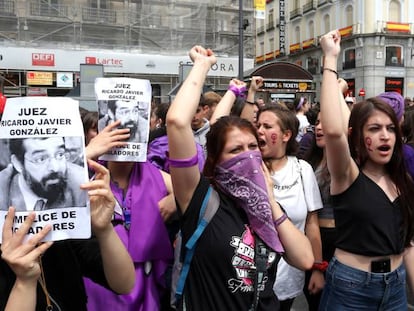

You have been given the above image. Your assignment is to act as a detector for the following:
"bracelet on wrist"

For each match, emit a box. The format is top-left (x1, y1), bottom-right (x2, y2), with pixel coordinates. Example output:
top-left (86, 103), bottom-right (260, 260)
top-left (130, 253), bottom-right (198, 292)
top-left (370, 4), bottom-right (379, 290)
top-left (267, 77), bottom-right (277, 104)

top-left (273, 213), bottom-right (288, 228)
top-left (312, 261), bottom-right (329, 272)
top-left (245, 100), bottom-right (256, 105)
top-left (322, 67), bottom-right (338, 79)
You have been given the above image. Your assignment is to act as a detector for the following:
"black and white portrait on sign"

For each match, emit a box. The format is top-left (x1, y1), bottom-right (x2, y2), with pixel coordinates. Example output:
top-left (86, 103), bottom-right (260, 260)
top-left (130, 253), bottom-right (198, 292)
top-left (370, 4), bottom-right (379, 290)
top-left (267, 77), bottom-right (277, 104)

top-left (0, 97), bottom-right (91, 242)
top-left (98, 99), bottom-right (148, 143)
top-left (0, 136), bottom-right (87, 212)
top-left (95, 78), bottom-right (152, 162)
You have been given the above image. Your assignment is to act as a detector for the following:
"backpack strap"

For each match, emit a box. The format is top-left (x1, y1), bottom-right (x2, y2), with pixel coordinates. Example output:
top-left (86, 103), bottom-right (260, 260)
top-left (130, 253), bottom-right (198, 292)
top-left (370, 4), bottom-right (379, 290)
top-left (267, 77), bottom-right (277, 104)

top-left (175, 186), bottom-right (220, 303)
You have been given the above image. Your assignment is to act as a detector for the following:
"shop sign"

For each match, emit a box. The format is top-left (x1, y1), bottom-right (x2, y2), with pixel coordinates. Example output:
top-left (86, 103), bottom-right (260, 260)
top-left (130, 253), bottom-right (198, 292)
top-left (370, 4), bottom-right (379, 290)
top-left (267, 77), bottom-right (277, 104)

top-left (32, 53), bottom-right (55, 66)
top-left (26, 71), bottom-right (53, 85)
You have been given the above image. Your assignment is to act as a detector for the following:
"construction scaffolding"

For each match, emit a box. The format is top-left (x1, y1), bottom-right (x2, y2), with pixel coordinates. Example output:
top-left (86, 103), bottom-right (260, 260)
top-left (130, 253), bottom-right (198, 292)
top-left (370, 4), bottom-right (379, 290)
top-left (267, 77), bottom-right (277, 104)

top-left (0, 0), bottom-right (254, 57)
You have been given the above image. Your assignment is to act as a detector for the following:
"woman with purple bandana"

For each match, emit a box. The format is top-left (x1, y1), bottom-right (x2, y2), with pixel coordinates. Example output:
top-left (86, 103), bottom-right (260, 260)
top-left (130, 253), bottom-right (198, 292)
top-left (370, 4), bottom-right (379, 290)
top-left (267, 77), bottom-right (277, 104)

top-left (166, 45), bottom-right (313, 310)
top-left (83, 121), bottom-right (176, 311)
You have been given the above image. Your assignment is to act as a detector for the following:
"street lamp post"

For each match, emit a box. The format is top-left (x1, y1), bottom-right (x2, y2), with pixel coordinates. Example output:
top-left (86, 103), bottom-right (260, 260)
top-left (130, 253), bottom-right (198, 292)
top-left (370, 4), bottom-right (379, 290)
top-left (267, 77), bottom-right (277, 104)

top-left (238, 0), bottom-right (244, 80)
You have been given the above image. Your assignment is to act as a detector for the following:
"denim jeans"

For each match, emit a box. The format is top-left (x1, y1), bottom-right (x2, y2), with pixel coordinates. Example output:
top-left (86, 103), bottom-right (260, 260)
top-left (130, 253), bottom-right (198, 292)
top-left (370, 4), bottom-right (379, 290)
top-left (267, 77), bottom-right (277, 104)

top-left (319, 257), bottom-right (406, 311)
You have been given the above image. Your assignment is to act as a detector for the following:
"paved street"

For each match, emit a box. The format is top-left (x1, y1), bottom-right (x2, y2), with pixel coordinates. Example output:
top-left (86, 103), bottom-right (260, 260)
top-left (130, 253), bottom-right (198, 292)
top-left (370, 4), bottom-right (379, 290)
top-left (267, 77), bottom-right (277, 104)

top-left (292, 288), bottom-right (414, 311)
top-left (291, 293), bottom-right (308, 311)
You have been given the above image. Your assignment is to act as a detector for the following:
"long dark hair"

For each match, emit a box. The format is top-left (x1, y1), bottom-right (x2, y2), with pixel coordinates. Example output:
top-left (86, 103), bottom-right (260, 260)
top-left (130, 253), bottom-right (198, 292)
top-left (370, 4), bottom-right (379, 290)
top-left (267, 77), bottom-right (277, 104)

top-left (203, 115), bottom-right (258, 186)
top-left (349, 97), bottom-right (414, 246)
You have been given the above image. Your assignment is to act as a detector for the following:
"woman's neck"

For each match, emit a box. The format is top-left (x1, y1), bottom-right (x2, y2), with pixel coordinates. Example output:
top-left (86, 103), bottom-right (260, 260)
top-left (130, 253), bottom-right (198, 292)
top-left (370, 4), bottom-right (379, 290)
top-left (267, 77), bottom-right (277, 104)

top-left (268, 154), bottom-right (288, 172)
top-left (108, 161), bottom-right (134, 190)
top-left (362, 163), bottom-right (388, 180)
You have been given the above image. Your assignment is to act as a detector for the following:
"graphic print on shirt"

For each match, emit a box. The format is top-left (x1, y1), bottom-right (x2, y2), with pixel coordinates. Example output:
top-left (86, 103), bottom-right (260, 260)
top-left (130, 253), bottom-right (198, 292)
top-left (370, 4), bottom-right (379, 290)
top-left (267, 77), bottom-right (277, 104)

top-left (228, 226), bottom-right (276, 293)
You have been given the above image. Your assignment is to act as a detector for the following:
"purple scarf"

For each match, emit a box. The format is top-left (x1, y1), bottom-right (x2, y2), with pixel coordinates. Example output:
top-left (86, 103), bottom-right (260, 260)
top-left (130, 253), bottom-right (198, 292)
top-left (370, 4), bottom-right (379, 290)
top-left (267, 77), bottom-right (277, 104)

top-left (215, 150), bottom-right (284, 253)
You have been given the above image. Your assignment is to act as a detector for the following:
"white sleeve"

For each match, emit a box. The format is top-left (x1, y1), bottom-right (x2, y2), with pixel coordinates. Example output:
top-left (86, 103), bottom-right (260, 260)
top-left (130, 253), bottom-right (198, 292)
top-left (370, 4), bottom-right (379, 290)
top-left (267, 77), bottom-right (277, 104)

top-left (299, 159), bottom-right (323, 212)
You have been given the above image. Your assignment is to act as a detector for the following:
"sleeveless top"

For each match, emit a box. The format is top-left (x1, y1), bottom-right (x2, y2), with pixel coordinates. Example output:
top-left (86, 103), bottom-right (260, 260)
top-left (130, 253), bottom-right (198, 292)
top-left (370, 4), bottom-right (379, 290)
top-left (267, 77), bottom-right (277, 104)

top-left (332, 172), bottom-right (404, 256)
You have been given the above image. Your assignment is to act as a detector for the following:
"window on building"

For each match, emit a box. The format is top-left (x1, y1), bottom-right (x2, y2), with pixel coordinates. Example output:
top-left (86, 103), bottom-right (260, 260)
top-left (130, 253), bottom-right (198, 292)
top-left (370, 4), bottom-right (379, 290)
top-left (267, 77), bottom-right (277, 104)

top-left (307, 57), bottom-right (319, 75)
top-left (385, 77), bottom-right (403, 94)
top-left (308, 20), bottom-right (314, 39)
top-left (295, 26), bottom-right (300, 44)
top-left (269, 38), bottom-right (274, 51)
top-left (323, 14), bottom-right (330, 34)
top-left (345, 5), bottom-right (353, 26)
top-left (389, 0), bottom-right (400, 22)
top-left (267, 9), bottom-right (274, 29)
top-left (343, 48), bottom-right (356, 69)
top-left (90, 0), bottom-right (108, 9)
top-left (260, 41), bottom-right (264, 57)
top-left (385, 45), bottom-right (403, 66)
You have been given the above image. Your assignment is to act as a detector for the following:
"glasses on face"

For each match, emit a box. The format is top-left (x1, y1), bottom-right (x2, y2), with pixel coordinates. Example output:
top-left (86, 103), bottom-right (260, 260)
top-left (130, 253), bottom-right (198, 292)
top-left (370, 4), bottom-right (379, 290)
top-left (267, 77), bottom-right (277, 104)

top-left (117, 107), bottom-right (139, 117)
top-left (25, 150), bottom-right (69, 166)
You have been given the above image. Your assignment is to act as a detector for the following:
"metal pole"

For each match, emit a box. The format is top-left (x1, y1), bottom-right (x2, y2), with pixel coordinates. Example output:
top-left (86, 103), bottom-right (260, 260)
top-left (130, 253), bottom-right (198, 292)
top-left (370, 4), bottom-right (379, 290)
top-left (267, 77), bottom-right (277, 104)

top-left (238, 0), bottom-right (244, 80)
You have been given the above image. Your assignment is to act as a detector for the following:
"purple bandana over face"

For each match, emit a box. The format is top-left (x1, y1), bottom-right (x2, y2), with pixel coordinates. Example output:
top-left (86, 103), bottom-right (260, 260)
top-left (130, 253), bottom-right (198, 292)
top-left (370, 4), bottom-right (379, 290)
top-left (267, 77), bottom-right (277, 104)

top-left (215, 150), bottom-right (284, 253)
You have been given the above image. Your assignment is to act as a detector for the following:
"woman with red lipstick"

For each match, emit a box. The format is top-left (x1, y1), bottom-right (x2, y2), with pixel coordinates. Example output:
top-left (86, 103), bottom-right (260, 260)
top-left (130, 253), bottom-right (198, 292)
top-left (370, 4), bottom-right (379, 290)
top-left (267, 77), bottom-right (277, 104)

top-left (256, 105), bottom-right (324, 311)
top-left (318, 29), bottom-right (414, 310)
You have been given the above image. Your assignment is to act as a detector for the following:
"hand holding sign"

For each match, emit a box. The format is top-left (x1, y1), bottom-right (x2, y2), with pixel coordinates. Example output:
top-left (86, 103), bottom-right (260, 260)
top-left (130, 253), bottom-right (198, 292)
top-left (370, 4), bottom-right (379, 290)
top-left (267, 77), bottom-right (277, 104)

top-left (80, 159), bottom-right (116, 237)
top-left (85, 120), bottom-right (130, 160)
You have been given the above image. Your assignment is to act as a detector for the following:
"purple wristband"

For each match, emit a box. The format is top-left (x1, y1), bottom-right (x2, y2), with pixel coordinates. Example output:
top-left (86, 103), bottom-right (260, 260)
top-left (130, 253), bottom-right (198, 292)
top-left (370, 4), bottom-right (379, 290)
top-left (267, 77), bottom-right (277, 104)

top-left (167, 153), bottom-right (199, 168)
top-left (228, 85), bottom-right (247, 98)
top-left (273, 213), bottom-right (288, 228)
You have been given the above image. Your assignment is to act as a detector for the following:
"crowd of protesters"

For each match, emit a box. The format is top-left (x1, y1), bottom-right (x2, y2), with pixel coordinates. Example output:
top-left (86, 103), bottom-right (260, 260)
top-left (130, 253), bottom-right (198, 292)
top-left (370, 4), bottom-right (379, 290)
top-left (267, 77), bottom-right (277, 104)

top-left (1, 29), bottom-right (414, 311)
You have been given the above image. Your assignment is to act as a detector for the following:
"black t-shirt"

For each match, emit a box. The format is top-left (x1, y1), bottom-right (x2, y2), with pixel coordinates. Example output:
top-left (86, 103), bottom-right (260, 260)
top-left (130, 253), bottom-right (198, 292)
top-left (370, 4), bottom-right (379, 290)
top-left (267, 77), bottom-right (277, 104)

top-left (0, 239), bottom-right (109, 311)
top-left (179, 176), bottom-right (280, 311)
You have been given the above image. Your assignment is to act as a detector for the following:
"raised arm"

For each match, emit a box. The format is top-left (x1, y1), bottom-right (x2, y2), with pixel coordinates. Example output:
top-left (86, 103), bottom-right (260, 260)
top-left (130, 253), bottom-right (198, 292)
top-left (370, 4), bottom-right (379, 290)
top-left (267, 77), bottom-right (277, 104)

top-left (210, 78), bottom-right (247, 125)
top-left (80, 159), bottom-right (135, 294)
top-left (319, 30), bottom-right (357, 194)
top-left (337, 78), bottom-right (351, 134)
top-left (240, 76), bottom-right (263, 123)
top-left (166, 46), bottom-right (217, 212)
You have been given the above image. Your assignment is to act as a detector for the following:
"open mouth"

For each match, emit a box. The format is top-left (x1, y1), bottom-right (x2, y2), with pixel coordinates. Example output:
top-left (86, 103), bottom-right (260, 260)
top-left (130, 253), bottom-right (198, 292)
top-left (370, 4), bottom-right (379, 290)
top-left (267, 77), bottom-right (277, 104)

top-left (258, 139), bottom-right (266, 148)
top-left (378, 145), bottom-right (391, 152)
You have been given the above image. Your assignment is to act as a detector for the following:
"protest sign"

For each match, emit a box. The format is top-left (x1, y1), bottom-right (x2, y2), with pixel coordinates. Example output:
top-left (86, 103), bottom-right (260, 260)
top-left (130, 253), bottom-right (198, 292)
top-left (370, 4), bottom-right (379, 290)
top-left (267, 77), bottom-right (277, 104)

top-left (0, 97), bottom-right (89, 242)
top-left (96, 78), bottom-right (151, 162)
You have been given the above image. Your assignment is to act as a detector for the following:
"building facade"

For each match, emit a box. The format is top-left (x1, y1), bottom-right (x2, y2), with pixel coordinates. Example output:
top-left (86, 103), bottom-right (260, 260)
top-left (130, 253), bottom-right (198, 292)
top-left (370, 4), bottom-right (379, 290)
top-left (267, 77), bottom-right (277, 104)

top-left (255, 0), bottom-right (414, 101)
top-left (0, 0), bottom-right (255, 103)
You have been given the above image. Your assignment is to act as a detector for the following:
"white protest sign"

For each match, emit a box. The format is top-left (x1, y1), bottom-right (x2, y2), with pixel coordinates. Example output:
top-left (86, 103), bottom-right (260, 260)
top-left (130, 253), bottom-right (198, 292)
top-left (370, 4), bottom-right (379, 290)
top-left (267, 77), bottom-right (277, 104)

top-left (0, 97), bottom-right (90, 242)
top-left (96, 78), bottom-right (151, 162)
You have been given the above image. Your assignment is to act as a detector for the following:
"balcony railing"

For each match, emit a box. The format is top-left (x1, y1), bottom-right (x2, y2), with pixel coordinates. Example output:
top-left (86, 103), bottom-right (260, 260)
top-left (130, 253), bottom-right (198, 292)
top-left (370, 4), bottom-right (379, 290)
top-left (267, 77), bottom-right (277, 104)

top-left (290, 8), bottom-right (303, 20)
top-left (30, 2), bottom-right (68, 18)
top-left (303, 1), bottom-right (317, 14)
top-left (318, 0), bottom-right (333, 7)
top-left (82, 7), bottom-right (117, 24)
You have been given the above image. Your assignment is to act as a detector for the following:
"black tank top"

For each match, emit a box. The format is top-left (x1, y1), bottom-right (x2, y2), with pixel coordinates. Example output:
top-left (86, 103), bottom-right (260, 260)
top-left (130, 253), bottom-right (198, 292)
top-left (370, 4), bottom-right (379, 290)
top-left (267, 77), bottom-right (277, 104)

top-left (332, 173), bottom-right (404, 256)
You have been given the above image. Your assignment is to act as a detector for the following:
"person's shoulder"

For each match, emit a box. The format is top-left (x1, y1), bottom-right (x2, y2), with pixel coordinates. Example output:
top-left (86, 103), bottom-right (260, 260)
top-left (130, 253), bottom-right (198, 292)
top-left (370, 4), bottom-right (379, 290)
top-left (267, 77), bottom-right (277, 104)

top-left (296, 157), bottom-right (314, 173)
top-left (403, 143), bottom-right (414, 155)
